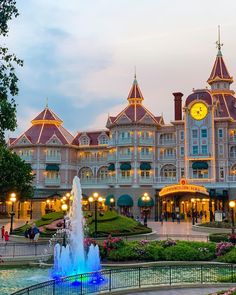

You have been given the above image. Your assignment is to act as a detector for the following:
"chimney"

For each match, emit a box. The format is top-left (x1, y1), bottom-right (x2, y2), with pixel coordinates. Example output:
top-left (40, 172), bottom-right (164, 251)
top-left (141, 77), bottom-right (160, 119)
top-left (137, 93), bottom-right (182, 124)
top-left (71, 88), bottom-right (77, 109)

top-left (173, 92), bottom-right (183, 121)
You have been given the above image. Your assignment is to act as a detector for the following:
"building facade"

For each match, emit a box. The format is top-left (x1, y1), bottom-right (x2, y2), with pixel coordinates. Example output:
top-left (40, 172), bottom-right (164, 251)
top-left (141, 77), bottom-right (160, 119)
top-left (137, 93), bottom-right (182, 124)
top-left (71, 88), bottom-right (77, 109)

top-left (7, 45), bottom-right (236, 220)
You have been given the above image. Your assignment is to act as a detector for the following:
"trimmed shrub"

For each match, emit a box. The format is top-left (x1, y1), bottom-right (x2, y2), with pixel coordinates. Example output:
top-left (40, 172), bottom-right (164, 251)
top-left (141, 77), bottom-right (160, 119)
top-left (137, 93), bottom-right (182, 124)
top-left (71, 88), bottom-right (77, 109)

top-left (209, 233), bottom-right (229, 243)
top-left (217, 247), bottom-right (236, 263)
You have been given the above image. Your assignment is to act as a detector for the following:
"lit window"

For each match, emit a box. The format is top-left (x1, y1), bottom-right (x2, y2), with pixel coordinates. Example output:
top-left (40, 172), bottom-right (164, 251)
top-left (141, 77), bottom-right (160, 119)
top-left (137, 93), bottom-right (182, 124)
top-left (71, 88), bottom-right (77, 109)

top-left (99, 136), bottom-right (108, 145)
top-left (180, 131), bottom-right (184, 141)
top-left (219, 167), bottom-right (224, 179)
top-left (193, 169), bottom-right (209, 179)
top-left (180, 146), bottom-right (184, 156)
top-left (80, 136), bottom-right (89, 146)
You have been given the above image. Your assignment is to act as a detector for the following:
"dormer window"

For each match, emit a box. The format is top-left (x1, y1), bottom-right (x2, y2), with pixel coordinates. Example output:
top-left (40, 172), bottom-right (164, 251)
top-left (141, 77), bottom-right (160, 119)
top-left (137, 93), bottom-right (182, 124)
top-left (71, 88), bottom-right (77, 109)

top-left (99, 135), bottom-right (108, 145)
top-left (79, 136), bottom-right (90, 146)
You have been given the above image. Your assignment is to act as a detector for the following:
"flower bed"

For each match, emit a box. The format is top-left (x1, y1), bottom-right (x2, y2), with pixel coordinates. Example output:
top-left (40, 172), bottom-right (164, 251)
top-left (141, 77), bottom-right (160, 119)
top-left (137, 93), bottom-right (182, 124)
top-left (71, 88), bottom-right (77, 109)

top-left (209, 288), bottom-right (236, 295)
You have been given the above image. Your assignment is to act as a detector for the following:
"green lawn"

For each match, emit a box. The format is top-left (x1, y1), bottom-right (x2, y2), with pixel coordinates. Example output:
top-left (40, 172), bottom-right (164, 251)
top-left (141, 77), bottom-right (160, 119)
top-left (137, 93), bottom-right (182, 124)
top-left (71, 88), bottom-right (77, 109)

top-left (13, 211), bottom-right (151, 237)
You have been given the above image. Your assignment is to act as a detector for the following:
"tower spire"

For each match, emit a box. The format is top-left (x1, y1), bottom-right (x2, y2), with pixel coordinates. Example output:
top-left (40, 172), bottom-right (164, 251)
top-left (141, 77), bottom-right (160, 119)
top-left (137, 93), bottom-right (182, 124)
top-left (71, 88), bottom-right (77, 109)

top-left (127, 72), bottom-right (144, 104)
top-left (46, 97), bottom-right (48, 108)
top-left (216, 25), bottom-right (223, 56)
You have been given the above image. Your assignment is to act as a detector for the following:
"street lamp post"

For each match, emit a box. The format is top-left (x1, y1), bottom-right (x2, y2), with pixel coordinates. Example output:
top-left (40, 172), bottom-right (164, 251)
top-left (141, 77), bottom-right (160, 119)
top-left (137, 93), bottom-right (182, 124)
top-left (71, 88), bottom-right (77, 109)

top-left (142, 193), bottom-right (151, 227)
top-left (191, 198), bottom-right (195, 226)
top-left (89, 192), bottom-right (103, 238)
top-left (9, 193), bottom-right (17, 234)
top-left (110, 197), bottom-right (115, 211)
top-left (61, 203), bottom-right (68, 247)
top-left (229, 201), bottom-right (235, 234)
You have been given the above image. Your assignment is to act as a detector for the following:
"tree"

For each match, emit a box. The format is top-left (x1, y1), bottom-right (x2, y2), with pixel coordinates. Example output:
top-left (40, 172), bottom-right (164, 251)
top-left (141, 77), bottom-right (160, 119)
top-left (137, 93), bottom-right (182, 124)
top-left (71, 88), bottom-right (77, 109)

top-left (0, 146), bottom-right (34, 200)
top-left (0, 0), bottom-right (23, 145)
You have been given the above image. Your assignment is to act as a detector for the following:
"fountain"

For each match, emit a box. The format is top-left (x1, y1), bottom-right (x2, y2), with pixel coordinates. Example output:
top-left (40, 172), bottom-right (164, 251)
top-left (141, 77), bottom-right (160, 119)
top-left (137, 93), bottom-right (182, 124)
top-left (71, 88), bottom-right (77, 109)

top-left (52, 176), bottom-right (101, 279)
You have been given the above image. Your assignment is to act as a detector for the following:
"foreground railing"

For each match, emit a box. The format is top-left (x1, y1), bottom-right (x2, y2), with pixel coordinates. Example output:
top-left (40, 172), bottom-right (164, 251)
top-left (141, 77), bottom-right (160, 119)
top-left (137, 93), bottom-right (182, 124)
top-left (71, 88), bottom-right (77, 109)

top-left (11, 264), bottom-right (236, 295)
top-left (0, 242), bottom-right (51, 257)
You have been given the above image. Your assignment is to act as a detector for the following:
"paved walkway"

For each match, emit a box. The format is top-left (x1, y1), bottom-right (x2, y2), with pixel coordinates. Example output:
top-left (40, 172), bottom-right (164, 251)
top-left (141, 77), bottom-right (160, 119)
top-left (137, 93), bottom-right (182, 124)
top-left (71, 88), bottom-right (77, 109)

top-left (148, 221), bottom-right (208, 236)
top-left (128, 286), bottom-right (234, 294)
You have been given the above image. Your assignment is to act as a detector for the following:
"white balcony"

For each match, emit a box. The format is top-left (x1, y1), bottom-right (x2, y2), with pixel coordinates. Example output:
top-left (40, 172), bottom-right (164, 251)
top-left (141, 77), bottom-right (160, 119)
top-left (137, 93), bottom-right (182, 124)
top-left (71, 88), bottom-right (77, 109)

top-left (159, 140), bottom-right (176, 145)
top-left (139, 177), bottom-right (153, 184)
top-left (118, 177), bottom-right (133, 184)
top-left (117, 138), bottom-right (133, 145)
top-left (46, 155), bottom-right (61, 163)
top-left (80, 177), bottom-right (116, 185)
top-left (79, 157), bottom-right (107, 164)
top-left (45, 177), bottom-right (61, 186)
top-left (139, 153), bottom-right (153, 161)
top-left (159, 154), bottom-right (176, 160)
top-left (20, 155), bottom-right (33, 162)
top-left (139, 137), bottom-right (154, 145)
top-left (118, 153), bottom-right (133, 161)
top-left (228, 176), bottom-right (236, 182)
top-left (107, 154), bottom-right (116, 161)
top-left (156, 177), bottom-right (177, 183)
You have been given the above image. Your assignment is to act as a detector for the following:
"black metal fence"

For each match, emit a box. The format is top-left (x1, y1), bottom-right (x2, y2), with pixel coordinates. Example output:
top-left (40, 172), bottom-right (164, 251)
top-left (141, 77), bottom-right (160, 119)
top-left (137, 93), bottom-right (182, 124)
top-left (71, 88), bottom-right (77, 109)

top-left (11, 264), bottom-right (236, 295)
top-left (0, 242), bottom-right (51, 257)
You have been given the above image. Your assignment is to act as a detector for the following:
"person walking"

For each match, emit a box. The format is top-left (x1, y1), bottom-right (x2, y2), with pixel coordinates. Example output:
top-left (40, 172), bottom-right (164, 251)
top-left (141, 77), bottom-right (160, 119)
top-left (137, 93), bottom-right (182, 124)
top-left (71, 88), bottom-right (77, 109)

top-left (4, 231), bottom-right (9, 242)
top-left (1, 226), bottom-right (5, 240)
top-left (176, 213), bottom-right (180, 223)
top-left (33, 225), bottom-right (40, 242)
top-left (160, 213), bottom-right (164, 225)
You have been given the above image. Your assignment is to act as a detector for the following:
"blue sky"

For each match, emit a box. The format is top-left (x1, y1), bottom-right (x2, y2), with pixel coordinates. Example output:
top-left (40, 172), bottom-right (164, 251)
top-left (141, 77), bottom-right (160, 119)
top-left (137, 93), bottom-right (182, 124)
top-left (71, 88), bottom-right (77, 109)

top-left (6, 0), bottom-right (236, 136)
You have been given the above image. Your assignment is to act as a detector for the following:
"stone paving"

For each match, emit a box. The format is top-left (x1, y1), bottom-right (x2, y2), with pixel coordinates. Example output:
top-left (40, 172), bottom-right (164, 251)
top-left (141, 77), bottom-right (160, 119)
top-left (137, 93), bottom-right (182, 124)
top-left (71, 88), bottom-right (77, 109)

top-left (148, 221), bottom-right (208, 236)
top-left (128, 286), bottom-right (233, 295)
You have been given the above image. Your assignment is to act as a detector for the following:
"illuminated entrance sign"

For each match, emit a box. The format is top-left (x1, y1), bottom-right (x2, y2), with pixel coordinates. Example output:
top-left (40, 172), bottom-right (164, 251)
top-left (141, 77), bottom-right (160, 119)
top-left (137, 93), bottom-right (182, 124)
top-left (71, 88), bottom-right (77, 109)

top-left (159, 179), bottom-right (209, 197)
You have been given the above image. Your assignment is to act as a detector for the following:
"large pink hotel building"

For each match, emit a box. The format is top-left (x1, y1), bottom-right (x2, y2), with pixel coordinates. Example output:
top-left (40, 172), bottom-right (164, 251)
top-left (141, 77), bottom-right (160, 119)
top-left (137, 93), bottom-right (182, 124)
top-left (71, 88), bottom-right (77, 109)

top-left (7, 45), bottom-right (236, 220)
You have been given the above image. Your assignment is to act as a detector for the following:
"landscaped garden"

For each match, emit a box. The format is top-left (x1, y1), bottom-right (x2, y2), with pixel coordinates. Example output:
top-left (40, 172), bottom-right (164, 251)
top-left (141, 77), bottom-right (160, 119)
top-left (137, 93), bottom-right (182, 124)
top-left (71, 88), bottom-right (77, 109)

top-left (13, 211), bottom-right (152, 237)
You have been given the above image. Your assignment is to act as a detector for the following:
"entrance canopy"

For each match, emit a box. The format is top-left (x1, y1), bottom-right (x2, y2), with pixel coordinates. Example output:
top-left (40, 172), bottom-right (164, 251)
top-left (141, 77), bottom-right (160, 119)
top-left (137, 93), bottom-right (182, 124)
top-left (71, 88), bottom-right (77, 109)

top-left (159, 179), bottom-right (209, 197)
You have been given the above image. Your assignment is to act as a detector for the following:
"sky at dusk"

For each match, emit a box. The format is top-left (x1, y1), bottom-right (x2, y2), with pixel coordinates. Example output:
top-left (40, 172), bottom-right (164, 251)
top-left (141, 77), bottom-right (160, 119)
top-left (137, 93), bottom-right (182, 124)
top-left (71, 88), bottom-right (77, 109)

top-left (6, 0), bottom-right (236, 137)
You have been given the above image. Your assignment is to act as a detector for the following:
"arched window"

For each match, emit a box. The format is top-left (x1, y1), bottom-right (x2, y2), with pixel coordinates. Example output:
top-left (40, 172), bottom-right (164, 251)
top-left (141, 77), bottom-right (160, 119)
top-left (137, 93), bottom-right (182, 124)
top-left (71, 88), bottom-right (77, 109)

top-left (160, 165), bottom-right (176, 178)
top-left (79, 136), bottom-right (90, 146)
top-left (79, 167), bottom-right (93, 179)
top-left (97, 166), bottom-right (108, 179)
top-left (230, 146), bottom-right (236, 158)
top-left (99, 136), bottom-right (108, 145)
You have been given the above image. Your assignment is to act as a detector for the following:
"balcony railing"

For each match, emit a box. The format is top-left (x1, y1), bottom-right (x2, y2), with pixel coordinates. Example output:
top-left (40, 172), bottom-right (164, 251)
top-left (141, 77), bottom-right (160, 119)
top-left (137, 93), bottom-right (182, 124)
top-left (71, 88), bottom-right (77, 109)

top-left (45, 155), bottom-right (61, 163)
top-left (159, 154), bottom-right (176, 160)
top-left (118, 177), bottom-right (133, 184)
top-left (139, 153), bottom-right (153, 161)
top-left (139, 138), bottom-right (154, 145)
top-left (118, 153), bottom-right (133, 161)
top-left (139, 177), bottom-right (153, 184)
top-left (230, 153), bottom-right (236, 158)
top-left (228, 176), bottom-right (236, 182)
top-left (78, 157), bottom-right (107, 164)
top-left (117, 138), bottom-right (133, 145)
top-left (107, 154), bottom-right (116, 161)
top-left (159, 139), bottom-right (176, 145)
top-left (45, 177), bottom-right (61, 186)
top-left (20, 155), bottom-right (33, 162)
top-left (156, 177), bottom-right (177, 183)
top-left (189, 153), bottom-right (211, 158)
top-left (80, 177), bottom-right (116, 185)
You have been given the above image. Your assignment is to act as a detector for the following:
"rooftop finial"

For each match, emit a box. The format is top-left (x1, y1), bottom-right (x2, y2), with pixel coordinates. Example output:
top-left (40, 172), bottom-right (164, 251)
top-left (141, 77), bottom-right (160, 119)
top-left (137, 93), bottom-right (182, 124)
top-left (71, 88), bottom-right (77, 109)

top-left (134, 66), bottom-right (136, 79)
top-left (46, 97), bottom-right (48, 108)
top-left (216, 25), bottom-right (223, 56)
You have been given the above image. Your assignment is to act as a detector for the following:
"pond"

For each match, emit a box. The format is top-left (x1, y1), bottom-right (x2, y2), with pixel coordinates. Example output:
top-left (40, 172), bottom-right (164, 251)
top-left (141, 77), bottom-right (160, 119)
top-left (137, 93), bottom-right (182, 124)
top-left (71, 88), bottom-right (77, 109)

top-left (0, 266), bottom-right (49, 295)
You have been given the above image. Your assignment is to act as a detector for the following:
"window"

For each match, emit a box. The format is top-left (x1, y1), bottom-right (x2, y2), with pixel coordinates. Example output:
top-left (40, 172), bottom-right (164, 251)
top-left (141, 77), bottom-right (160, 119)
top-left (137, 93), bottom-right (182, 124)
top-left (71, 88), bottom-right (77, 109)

top-left (219, 167), bottom-right (224, 179)
top-left (141, 147), bottom-right (149, 155)
top-left (181, 168), bottom-right (185, 178)
top-left (121, 171), bottom-right (130, 178)
top-left (99, 136), bottom-right (108, 145)
top-left (180, 146), bottom-right (184, 156)
top-left (218, 129), bottom-right (223, 139)
top-left (201, 129), bottom-right (207, 138)
top-left (192, 129), bottom-right (198, 139)
top-left (80, 136), bottom-right (89, 146)
top-left (201, 145), bottom-right (208, 155)
top-left (180, 131), bottom-right (184, 141)
top-left (192, 145), bottom-right (198, 155)
top-left (141, 170), bottom-right (150, 178)
top-left (141, 131), bottom-right (150, 138)
top-left (193, 169), bottom-right (209, 179)
top-left (98, 167), bottom-right (108, 179)
top-left (219, 144), bottom-right (223, 155)
top-left (120, 132), bottom-right (130, 139)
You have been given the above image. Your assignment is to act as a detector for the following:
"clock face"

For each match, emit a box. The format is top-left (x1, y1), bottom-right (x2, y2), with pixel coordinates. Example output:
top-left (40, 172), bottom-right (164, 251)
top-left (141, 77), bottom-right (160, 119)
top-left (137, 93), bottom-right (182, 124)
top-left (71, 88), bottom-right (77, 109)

top-left (190, 102), bottom-right (208, 121)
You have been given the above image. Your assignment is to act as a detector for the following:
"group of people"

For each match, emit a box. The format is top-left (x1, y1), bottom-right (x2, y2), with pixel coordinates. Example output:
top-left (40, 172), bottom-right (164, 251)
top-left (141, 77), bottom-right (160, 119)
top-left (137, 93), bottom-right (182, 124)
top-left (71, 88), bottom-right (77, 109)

top-left (160, 212), bottom-right (181, 224)
top-left (24, 223), bottom-right (40, 242)
top-left (1, 226), bottom-right (9, 242)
